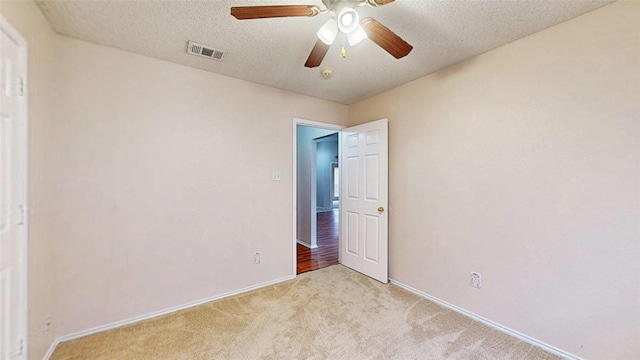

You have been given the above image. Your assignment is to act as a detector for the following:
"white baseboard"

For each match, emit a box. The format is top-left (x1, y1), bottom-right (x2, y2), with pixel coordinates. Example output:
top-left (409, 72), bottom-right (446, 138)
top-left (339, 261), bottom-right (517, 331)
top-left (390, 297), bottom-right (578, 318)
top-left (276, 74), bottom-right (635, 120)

top-left (389, 279), bottom-right (581, 360)
top-left (43, 275), bottom-right (295, 360)
top-left (44, 275), bottom-right (577, 359)
top-left (296, 239), bottom-right (317, 249)
top-left (42, 339), bottom-right (59, 360)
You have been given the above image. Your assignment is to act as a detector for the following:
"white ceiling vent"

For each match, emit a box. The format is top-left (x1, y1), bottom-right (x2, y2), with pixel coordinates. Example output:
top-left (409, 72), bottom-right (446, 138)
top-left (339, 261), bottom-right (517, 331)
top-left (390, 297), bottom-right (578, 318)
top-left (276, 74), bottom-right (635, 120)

top-left (187, 41), bottom-right (225, 61)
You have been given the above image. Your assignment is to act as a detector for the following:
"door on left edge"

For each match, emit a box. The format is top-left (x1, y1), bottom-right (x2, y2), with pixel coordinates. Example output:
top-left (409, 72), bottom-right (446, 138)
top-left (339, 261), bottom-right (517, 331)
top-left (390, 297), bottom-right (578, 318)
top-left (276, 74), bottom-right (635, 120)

top-left (1, 18), bottom-right (28, 360)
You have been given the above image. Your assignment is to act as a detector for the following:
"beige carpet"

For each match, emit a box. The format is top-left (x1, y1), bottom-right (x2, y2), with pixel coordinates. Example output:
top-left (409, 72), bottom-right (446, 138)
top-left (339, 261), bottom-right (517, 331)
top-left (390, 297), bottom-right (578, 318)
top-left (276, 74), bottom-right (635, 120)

top-left (50, 265), bottom-right (561, 359)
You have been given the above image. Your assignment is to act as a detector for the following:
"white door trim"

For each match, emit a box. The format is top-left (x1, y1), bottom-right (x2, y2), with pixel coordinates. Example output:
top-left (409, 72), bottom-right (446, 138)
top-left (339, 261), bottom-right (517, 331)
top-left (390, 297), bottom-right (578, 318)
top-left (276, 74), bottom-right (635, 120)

top-left (0, 14), bottom-right (29, 360)
top-left (310, 137), bottom-right (319, 249)
top-left (292, 118), bottom-right (344, 276)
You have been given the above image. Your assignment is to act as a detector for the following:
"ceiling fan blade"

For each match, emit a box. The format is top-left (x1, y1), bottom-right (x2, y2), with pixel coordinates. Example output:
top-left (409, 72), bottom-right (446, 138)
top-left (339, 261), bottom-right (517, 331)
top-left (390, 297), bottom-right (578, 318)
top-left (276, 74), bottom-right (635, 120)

top-left (361, 17), bottom-right (413, 59)
top-left (231, 5), bottom-right (319, 20)
top-left (305, 39), bottom-right (331, 68)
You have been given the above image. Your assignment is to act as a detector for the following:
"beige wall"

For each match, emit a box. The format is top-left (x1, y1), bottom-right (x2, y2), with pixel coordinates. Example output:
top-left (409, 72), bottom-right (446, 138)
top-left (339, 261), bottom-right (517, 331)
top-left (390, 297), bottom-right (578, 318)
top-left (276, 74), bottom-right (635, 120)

top-left (0, 1), bottom-right (58, 359)
top-left (349, 2), bottom-right (639, 359)
top-left (50, 35), bottom-right (348, 337)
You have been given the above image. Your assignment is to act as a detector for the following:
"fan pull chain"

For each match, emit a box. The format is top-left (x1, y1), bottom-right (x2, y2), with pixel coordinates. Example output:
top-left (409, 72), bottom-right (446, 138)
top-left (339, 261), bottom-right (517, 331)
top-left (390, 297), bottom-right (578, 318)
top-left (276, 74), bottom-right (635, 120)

top-left (341, 33), bottom-right (347, 58)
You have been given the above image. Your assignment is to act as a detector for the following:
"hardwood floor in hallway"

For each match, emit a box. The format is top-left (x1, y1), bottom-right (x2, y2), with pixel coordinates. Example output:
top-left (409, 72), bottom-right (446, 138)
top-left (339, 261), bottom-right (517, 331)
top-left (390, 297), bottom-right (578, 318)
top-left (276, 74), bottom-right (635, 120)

top-left (297, 208), bottom-right (339, 274)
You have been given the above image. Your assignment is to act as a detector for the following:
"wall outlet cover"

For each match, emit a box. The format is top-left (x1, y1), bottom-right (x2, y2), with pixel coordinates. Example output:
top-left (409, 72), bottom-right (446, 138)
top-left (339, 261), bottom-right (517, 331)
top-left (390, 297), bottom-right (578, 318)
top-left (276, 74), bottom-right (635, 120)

top-left (470, 272), bottom-right (482, 288)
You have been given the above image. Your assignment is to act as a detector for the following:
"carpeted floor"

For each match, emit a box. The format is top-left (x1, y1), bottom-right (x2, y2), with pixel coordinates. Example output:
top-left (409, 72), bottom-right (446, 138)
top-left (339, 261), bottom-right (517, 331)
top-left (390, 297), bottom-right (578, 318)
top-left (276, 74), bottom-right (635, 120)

top-left (50, 265), bottom-right (561, 359)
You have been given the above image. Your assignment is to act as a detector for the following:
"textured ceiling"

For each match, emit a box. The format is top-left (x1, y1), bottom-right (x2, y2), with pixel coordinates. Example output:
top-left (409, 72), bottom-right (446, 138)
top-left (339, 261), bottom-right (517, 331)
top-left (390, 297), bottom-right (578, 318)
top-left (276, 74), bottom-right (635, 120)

top-left (35, 0), bottom-right (613, 104)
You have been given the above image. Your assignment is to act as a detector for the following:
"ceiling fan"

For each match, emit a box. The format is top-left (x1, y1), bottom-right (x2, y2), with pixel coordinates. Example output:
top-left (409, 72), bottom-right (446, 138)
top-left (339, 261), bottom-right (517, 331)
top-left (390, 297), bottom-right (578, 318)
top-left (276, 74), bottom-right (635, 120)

top-left (230, 0), bottom-right (413, 68)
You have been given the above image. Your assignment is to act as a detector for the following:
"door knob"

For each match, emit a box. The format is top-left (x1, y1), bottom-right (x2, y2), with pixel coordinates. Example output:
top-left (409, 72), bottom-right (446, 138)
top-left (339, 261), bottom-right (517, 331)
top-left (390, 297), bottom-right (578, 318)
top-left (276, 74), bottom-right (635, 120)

top-left (378, 206), bottom-right (385, 213)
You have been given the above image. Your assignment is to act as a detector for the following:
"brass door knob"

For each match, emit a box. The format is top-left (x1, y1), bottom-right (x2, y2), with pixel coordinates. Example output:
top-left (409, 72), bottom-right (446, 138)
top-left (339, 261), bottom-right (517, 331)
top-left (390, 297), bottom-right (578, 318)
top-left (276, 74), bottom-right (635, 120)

top-left (378, 206), bottom-right (385, 213)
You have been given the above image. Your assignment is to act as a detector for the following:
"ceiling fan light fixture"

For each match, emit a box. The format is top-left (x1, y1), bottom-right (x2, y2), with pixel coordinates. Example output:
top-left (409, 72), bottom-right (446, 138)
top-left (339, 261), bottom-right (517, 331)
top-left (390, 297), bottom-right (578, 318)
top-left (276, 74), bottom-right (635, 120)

top-left (347, 25), bottom-right (368, 46)
top-left (337, 7), bottom-right (359, 34)
top-left (317, 18), bottom-right (338, 45)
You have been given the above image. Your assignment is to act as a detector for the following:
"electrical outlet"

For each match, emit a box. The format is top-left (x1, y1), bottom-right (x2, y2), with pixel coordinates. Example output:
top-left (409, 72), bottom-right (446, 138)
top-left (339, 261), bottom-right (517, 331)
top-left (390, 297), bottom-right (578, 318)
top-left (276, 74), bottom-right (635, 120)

top-left (470, 272), bottom-right (482, 288)
top-left (253, 251), bottom-right (261, 264)
top-left (40, 316), bottom-right (52, 335)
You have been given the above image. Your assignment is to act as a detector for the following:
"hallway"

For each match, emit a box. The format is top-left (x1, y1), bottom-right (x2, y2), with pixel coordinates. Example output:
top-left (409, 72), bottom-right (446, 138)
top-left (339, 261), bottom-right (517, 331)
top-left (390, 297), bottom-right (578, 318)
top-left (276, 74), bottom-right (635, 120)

top-left (296, 209), bottom-right (339, 274)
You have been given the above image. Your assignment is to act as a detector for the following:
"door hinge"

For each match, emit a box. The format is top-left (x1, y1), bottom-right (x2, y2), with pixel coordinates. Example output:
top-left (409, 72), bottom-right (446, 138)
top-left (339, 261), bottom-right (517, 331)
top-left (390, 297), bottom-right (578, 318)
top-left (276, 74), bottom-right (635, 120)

top-left (18, 337), bottom-right (24, 355)
top-left (17, 204), bottom-right (25, 225)
top-left (15, 76), bottom-right (24, 97)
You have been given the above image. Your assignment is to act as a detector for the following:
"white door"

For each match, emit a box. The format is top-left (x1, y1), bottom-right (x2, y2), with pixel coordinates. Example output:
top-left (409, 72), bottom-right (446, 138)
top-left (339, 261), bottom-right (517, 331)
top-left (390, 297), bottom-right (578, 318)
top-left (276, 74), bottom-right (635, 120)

top-left (0, 16), bottom-right (27, 360)
top-left (340, 119), bottom-right (388, 283)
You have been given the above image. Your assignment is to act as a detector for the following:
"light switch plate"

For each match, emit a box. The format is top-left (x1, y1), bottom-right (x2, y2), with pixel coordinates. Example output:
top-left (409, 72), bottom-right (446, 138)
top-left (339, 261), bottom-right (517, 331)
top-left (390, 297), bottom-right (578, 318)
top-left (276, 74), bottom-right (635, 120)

top-left (272, 171), bottom-right (281, 181)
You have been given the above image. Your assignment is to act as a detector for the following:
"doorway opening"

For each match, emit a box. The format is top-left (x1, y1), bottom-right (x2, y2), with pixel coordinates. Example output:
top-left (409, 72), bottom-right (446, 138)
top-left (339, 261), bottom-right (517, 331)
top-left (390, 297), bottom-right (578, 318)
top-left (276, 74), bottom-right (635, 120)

top-left (293, 118), bottom-right (389, 282)
top-left (293, 119), bottom-right (343, 275)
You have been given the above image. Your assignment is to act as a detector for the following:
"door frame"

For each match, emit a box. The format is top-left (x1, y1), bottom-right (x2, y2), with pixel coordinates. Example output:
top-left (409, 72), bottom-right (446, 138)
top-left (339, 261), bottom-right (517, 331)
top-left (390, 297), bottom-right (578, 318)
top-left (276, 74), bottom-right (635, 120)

top-left (292, 118), bottom-right (344, 276)
top-left (1, 14), bottom-right (29, 359)
top-left (330, 162), bottom-right (339, 203)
